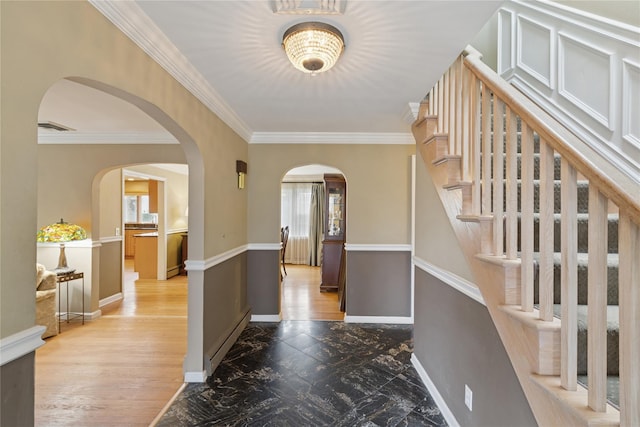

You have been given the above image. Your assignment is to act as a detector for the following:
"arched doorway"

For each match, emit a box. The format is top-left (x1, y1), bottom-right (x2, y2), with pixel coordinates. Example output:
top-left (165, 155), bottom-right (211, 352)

top-left (34, 78), bottom-right (200, 424)
top-left (280, 164), bottom-right (345, 320)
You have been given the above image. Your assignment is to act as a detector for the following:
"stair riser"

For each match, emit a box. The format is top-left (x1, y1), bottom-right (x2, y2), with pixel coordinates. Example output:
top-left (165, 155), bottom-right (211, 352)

top-left (495, 180), bottom-right (591, 214)
top-left (577, 325), bottom-right (619, 376)
top-left (510, 216), bottom-right (619, 254)
top-left (534, 263), bottom-right (619, 306)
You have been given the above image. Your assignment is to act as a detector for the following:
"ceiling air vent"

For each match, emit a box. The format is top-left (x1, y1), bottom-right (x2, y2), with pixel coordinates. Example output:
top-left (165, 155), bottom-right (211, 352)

top-left (37, 121), bottom-right (75, 132)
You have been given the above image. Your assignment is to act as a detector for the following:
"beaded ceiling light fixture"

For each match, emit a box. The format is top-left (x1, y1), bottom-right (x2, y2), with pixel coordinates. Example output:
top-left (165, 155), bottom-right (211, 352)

top-left (282, 22), bottom-right (345, 74)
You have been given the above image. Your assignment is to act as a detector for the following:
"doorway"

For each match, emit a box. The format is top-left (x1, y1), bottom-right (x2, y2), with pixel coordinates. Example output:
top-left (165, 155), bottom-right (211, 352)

top-left (280, 165), bottom-right (345, 321)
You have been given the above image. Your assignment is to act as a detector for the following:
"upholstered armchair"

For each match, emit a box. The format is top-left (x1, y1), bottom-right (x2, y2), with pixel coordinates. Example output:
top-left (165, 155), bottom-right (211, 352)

top-left (36, 263), bottom-right (58, 338)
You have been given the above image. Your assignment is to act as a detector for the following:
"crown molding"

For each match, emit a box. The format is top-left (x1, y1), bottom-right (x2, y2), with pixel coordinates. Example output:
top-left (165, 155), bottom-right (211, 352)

top-left (250, 132), bottom-right (414, 145)
top-left (403, 102), bottom-right (420, 125)
top-left (38, 131), bottom-right (178, 145)
top-left (89, 0), bottom-right (253, 142)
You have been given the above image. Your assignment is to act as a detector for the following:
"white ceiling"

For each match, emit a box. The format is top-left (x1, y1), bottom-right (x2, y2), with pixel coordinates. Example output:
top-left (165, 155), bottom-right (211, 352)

top-left (38, 0), bottom-right (503, 145)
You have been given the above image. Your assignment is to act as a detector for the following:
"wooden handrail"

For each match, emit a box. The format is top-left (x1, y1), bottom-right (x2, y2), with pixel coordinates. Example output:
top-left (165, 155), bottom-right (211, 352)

top-left (462, 46), bottom-right (640, 222)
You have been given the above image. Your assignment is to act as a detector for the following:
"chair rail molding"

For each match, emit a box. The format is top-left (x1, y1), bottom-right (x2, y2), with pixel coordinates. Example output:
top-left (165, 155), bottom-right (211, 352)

top-left (413, 256), bottom-right (485, 306)
top-left (0, 326), bottom-right (46, 366)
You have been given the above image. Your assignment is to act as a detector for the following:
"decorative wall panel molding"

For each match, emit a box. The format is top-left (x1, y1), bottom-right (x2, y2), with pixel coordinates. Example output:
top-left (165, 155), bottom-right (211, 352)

top-left (498, 9), bottom-right (515, 76)
top-left (500, 0), bottom-right (640, 183)
top-left (622, 59), bottom-right (640, 150)
top-left (558, 32), bottom-right (614, 130)
top-left (517, 15), bottom-right (554, 90)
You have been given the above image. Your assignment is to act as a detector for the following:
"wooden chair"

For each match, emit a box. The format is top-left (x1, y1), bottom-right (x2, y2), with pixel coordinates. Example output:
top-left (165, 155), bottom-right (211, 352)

top-left (280, 226), bottom-right (289, 277)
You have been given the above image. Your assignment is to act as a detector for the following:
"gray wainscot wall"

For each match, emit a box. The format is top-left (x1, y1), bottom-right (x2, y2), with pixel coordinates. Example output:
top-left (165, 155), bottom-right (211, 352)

top-left (203, 251), bottom-right (250, 374)
top-left (412, 266), bottom-right (536, 426)
top-left (247, 249), bottom-right (281, 318)
top-left (346, 249), bottom-right (412, 320)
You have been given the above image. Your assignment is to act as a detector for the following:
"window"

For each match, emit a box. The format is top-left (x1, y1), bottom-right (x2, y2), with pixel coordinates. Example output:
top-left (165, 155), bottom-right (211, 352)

top-left (281, 183), bottom-right (312, 264)
top-left (124, 195), bottom-right (150, 223)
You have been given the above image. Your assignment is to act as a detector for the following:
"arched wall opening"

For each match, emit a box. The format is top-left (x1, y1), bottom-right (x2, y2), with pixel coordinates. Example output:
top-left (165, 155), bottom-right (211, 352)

top-left (279, 164), bottom-right (346, 320)
top-left (2, 5), bottom-right (249, 424)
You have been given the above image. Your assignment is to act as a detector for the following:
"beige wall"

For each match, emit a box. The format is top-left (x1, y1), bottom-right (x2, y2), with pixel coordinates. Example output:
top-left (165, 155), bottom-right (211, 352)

top-left (37, 145), bottom-right (186, 240)
top-left (415, 150), bottom-right (473, 282)
top-left (248, 144), bottom-right (415, 245)
top-left (100, 168), bottom-right (123, 238)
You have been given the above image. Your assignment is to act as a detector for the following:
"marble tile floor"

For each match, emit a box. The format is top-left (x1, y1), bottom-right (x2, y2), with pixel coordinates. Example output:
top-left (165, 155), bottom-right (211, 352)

top-left (157, 321), bottom-right (447, 427)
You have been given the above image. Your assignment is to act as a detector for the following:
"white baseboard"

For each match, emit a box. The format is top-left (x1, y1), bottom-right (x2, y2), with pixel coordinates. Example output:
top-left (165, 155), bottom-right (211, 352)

top-left (84, 310), bottom-right (102, 320)
top-left (99, 292), bottom-right (123, 308)
top-left (344, 315), bottom-right (413, 324)
top-left (184, 370), bottom-right (207, 383)
top-left (411, 354), bottom-right (460, 427)
top-left (250, 314), bottom-right (282, 322)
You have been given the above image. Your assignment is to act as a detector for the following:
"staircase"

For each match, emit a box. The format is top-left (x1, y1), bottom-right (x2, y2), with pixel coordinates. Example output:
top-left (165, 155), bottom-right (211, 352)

top-left (412, 47), bottom-right (639, 426)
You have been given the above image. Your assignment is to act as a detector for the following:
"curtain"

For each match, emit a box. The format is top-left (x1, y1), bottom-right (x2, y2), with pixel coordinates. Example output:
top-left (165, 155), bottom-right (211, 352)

top-left (281, 183), bottom-right (312, 264)
top-left (308, 183), bottom-right (325, 266)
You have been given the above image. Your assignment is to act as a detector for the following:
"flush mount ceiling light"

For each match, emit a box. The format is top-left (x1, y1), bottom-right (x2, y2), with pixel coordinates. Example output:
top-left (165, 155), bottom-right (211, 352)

top-left (282, 22), bottom-right (344, 74)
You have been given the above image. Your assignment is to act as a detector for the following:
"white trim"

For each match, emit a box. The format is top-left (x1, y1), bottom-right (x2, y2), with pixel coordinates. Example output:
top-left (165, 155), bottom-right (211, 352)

top-left (344, 315), bottom-right (413, 324)
top-left (89, 0), bottom-right (253, 142)
top-left (184, 370), bottom-right (207, 383)
top-left (251, 314), bottom-right (282, 322)
top-left (122, 169), bottom-right (167, 182)
top-left (557, 31), bottom-right (614, 130)
top-left (250, 132), bottom-right (414, 145)
top-left (99, 293), bottom-right (123, 308)
top-left (344, 243), bottom-right (412, 252)
top-left (410, 154), bottom-right (416, 323)
top-left (511, 77), bottom-right (640, 183)
top-left (516, 15), bottom-right (554, 90)
top-left (167, 228), bottom-right (188, 235)
top-left (247, 243), bottom-right (281, 251)
top-left (84, 310), bottom-right (102, 321)
top-left (100, 235), bottom-right (123, 244)
top-left (38, 131), bottom-right (177, 145)
top-left (185, 244), bottom-right (249, 272)
top-left (0, 326), bottom-right (46, 366)
top-left (402, 103), bottom-right (420, 125)
top-left (411, 354), bottom-right (460, 427)
top-left (413, 256), bottom-right (485, 306)
top-left (622, 58), bottom-right (640, 150)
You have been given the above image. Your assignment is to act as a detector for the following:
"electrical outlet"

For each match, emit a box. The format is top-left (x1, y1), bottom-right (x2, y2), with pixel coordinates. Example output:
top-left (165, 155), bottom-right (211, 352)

top-left (464, 384), bottom-right (473, 411)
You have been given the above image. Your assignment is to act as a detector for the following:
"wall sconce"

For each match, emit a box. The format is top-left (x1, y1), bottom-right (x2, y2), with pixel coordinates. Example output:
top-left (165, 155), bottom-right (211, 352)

top-left (236, 160), bottom-right (247, 189)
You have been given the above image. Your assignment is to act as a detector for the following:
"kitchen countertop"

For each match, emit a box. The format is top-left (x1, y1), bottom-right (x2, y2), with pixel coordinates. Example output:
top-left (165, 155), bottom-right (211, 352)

top-left (134, 232), bottom-right (158, 237)
top-left (125, 223), bottom-right (158, 230)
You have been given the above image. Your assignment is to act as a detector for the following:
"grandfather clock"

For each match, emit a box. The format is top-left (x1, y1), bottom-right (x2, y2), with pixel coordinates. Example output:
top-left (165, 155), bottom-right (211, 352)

top-left (321, 174), bottom-right (346, 292)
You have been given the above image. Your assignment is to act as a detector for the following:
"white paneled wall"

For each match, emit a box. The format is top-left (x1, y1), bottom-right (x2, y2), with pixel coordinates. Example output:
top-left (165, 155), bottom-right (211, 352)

top-left (498, 0), bottom-right (640, 183)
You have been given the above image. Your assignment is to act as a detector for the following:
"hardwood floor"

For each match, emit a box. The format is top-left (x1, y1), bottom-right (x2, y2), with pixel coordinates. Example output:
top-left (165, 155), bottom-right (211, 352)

top-left (35, 260), bottom-right (188, 427)
top-left (281, 264), bottom-right (344, 321)
top-left (34, 261), bottom-right (341, 426)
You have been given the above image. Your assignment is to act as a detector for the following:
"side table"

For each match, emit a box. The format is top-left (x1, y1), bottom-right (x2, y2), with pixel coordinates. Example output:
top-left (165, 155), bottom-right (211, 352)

top-left (56, 271), bottom-right (85, 331)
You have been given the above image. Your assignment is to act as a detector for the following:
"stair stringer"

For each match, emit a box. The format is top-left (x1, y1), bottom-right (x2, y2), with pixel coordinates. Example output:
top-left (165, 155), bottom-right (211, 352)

top-left (412, 118), bottom-right (620, 426)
